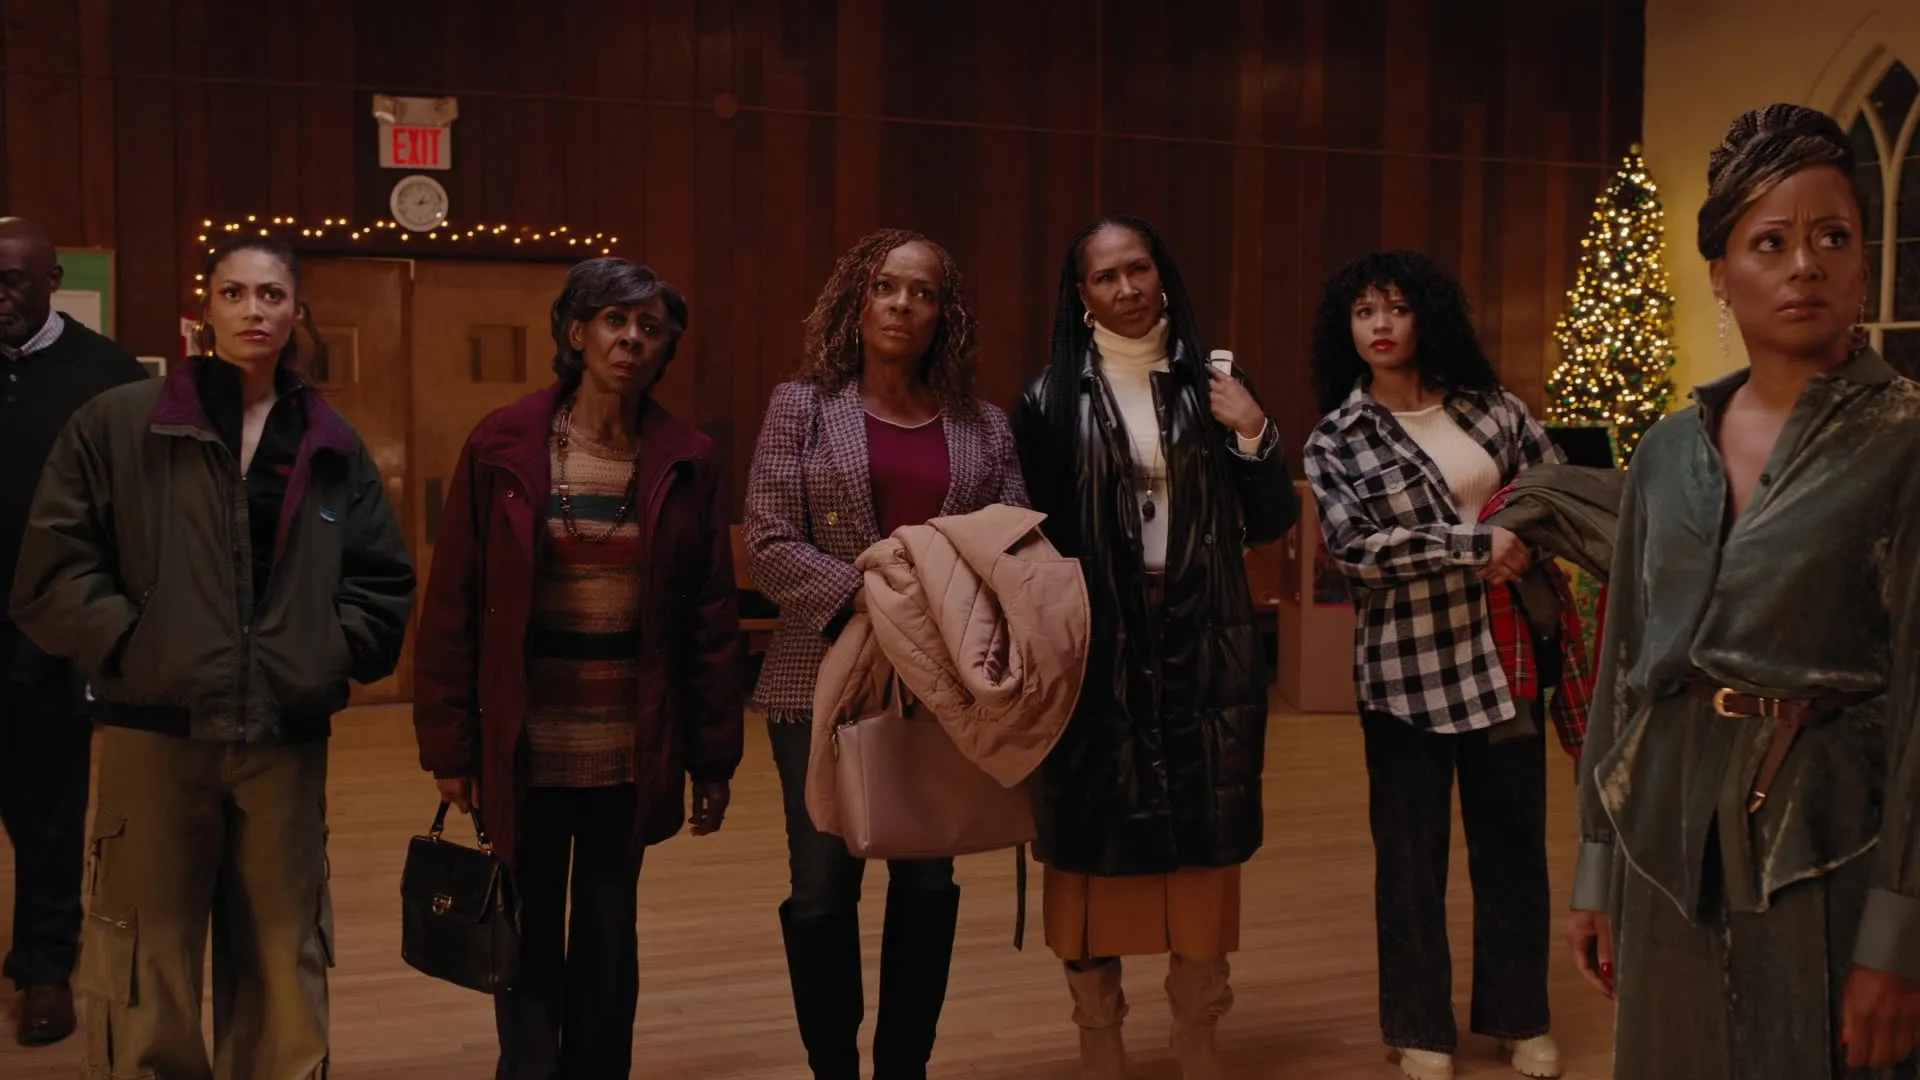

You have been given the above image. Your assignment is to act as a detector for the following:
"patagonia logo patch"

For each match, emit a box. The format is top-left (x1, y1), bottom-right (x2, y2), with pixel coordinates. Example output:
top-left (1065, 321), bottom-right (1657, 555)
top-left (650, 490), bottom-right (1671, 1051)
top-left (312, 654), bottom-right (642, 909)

top-left (318, 507), bottom-right (339, 523)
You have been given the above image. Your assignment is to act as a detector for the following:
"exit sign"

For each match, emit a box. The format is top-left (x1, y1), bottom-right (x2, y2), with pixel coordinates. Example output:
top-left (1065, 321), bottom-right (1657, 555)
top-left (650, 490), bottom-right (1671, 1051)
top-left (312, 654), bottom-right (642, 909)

top-left (382, 125), bottom-right (450, 170)
top-left (372, 93), bottom-right (458, 171)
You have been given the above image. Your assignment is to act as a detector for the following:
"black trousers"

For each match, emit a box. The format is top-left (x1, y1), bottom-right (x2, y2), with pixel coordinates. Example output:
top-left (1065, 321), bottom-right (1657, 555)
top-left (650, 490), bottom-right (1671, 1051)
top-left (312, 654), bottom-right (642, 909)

top-left (767, 719), bottom-right (955, 914)
top-left (0, 664), bottom-right (91, 990)
top-left (1361, 708), bottom-right (1551, 1054)
top-left (767, 718), bottom-right (961, 1080)
top-left (494, 784), bottom-right (643, 1080)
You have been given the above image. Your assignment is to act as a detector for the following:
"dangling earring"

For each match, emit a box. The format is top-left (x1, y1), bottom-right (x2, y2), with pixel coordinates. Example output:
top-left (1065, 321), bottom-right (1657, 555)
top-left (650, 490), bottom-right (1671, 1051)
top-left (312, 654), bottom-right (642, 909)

top-left (1083, 309), bottom-right (1095, 329)
top-left (1716, 299), bottom-right (1732, 359)
top-left (1160, 291), bottom-right (1169, 315)
top-left (1851, 297), bottom-right (1872, 355)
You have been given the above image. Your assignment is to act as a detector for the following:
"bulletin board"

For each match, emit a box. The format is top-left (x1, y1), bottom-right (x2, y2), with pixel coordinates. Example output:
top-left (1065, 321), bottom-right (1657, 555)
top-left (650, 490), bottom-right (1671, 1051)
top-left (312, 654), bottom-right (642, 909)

top-left (53, 248), bottom-right (114, 338)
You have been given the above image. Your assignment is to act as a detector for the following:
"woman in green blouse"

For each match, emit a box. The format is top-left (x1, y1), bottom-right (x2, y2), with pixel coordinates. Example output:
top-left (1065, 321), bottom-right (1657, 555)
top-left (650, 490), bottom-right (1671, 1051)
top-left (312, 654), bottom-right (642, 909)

top-left (1570, 103), bottom-right (1920, 1076)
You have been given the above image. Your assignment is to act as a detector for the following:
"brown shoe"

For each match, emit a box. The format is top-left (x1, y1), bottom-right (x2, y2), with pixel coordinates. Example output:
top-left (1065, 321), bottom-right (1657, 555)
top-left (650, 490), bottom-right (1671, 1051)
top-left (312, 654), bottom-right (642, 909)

top-left (18, 983), bottom-right (76, 1047)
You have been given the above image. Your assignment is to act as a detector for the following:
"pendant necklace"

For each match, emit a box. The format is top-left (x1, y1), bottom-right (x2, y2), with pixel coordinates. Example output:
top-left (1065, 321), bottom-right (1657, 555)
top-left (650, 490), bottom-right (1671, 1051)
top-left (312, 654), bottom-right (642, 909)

top-left (1141, 430), bottom-right (1166, 523)
top-left (554, 406), bottom-right (640, 543)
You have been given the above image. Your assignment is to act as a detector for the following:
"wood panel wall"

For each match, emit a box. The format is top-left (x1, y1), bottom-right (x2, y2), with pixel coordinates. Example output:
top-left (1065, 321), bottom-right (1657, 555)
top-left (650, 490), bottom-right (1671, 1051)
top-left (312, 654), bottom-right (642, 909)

top-left (0, 0), bottom-right (1645, 513)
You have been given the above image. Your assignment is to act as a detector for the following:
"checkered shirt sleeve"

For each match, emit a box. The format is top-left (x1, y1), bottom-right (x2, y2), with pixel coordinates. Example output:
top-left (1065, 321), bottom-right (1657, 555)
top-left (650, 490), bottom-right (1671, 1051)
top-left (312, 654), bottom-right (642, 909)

top-left (1302, 388), bottom-right (1563, 733)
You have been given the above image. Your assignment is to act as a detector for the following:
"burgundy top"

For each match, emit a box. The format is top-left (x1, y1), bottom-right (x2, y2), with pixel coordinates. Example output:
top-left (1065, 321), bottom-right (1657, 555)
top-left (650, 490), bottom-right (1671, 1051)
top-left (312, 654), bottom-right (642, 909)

top-left (866, 412), bottom-right (951, 537)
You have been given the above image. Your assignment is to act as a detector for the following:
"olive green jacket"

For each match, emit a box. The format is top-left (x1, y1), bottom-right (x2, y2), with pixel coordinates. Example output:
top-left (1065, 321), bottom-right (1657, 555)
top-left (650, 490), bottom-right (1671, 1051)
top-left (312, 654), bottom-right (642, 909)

top-left (8, 370), bottom-right (415, 743)
top-left (1573, 349), bottom-right (1920, 981)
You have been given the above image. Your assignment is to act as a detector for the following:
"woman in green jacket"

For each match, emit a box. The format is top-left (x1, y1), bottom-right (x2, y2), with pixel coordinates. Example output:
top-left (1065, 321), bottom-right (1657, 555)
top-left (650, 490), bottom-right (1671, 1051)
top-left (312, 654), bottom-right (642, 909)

top-left (1569, 103), bottom-right (1920, 1078)
top-left (9, 234), bottom-right (415, 1080)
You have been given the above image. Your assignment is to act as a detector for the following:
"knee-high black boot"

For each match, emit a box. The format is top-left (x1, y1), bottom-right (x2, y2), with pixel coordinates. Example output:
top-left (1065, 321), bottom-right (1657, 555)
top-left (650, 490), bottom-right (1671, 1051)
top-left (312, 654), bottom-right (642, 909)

top-left (872, 883), bottom-right (961, 1080)
top-left (779, 900), bottom-right (864, 1080)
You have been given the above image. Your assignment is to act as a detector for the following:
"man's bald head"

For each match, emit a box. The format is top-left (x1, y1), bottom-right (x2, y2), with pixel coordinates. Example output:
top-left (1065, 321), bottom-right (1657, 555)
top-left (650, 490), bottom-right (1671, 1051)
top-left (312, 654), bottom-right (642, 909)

top-left (0, 217), bottom-right (63, 348)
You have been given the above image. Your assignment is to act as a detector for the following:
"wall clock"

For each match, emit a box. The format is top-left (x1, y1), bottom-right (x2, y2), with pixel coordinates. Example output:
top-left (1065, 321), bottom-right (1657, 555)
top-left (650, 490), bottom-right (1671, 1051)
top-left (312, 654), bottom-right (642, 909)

top-left (390, 174), bottom-right (449, 232)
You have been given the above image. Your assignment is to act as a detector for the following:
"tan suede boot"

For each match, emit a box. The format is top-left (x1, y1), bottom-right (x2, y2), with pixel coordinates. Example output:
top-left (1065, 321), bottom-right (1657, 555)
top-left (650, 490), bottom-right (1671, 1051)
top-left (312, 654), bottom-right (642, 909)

top-left (1064, 960), bottom-right (1128, 1079)
top-left (1166, 954), bottom-right (1233, 1080)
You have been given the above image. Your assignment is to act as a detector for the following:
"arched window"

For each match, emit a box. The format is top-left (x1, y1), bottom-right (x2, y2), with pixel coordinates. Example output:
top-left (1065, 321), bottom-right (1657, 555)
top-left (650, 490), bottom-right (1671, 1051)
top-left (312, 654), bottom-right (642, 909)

top-left (1850, 60), bottom-right (1920, 375)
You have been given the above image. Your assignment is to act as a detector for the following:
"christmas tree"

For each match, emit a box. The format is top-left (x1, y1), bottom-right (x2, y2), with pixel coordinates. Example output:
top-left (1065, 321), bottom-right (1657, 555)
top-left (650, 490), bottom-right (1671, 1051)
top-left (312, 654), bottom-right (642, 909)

top-left (1546, 144), bottom-right (1677, 462)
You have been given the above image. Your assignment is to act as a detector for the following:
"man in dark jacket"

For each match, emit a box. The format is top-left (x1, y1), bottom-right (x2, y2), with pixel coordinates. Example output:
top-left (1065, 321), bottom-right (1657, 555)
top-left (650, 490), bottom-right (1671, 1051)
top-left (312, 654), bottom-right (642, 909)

top-left (0, 217), bottom-right (146, 1047)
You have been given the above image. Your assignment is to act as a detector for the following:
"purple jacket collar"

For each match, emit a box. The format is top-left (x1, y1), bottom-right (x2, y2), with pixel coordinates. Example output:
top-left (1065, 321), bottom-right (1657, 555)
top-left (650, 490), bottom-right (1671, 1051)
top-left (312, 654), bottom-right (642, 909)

top-left (149, 358), bottom-right (356, 456)
top-left (149, 359), bottom-right (359, 562)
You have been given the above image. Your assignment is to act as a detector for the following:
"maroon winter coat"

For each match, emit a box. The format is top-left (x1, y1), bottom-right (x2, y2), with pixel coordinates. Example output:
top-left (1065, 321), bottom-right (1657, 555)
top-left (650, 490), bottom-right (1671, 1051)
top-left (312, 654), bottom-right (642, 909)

top-left (411, 385), bottom-right (743, 868)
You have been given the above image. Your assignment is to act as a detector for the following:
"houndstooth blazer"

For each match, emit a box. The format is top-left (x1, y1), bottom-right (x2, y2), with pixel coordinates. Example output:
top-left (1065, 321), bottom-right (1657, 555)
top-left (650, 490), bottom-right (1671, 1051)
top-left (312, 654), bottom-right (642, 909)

top-left (742, 379), bottom-right (1029, 716)
top-left (1302, 382), bottom-right (1563, 734)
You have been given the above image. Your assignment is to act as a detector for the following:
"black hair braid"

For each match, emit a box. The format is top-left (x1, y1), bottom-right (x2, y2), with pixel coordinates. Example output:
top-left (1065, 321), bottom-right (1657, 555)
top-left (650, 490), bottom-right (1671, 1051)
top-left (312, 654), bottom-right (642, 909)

top-left (1040, 215), bottom-right (1225, 500)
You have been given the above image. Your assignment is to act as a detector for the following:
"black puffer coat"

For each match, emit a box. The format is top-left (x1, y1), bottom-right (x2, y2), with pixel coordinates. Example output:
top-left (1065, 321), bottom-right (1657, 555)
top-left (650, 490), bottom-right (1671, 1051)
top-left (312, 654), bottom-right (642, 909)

top-left (1011, 341), bottom-right (1297, 876)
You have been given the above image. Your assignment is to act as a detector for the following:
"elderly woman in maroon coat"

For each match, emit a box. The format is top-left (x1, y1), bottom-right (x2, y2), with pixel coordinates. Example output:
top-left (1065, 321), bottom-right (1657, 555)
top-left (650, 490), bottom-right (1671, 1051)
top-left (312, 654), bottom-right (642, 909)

top-left (412, 258), bottom-right (742, 1080)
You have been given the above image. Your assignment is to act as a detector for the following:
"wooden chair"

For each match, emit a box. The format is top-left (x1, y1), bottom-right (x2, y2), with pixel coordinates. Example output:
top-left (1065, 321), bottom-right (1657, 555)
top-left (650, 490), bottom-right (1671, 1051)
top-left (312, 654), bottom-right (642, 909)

top-left (732, 524), bottom-right (779, 655)
top-left (1244, 541), bottom-right (1285, 682)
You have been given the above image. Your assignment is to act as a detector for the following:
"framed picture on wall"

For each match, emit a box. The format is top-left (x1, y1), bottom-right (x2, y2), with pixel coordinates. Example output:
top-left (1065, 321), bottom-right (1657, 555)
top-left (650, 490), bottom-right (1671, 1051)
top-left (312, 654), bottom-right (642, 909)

top-left (54, 248), bottom-right (114, 338)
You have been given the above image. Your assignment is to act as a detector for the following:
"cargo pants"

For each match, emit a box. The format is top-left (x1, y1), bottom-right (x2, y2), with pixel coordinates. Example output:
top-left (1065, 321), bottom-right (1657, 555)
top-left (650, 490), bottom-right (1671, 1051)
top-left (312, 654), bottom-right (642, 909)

top-left (79, 727), bottom-right (334, 1080)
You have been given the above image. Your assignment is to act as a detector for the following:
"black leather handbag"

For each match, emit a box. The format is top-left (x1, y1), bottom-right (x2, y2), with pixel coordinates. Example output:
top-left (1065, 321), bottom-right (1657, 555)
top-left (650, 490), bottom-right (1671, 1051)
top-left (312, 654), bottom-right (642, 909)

top-left (400, 802), bottom-right (521, 994)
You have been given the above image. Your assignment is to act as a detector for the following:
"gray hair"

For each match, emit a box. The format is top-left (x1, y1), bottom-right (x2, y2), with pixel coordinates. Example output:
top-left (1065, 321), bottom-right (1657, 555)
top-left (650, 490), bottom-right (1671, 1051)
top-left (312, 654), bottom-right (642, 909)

top-left (549, 257), bottom-right (690, 390)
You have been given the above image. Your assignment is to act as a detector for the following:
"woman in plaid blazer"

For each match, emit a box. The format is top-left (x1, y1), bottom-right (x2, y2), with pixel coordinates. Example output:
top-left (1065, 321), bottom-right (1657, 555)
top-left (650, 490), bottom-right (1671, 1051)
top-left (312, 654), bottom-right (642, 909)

top-left (742, 228), bottom-right (1026, 1080)
top-left (1302, 250), bottom-right (1564, 1080)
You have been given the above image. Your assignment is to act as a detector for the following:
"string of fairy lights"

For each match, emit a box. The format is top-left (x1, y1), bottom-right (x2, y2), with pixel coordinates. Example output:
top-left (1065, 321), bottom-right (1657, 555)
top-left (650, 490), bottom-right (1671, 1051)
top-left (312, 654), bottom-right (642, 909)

top-left (1545, 144), bottom-right (1677, 463)
top-left (190, 216), bottom-right (618, 298)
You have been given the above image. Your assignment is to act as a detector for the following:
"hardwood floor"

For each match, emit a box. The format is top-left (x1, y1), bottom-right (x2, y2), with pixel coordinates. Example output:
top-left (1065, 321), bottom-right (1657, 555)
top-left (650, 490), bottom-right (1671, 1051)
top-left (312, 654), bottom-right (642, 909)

top-left (0, 698), bottom-right (1616, 1078)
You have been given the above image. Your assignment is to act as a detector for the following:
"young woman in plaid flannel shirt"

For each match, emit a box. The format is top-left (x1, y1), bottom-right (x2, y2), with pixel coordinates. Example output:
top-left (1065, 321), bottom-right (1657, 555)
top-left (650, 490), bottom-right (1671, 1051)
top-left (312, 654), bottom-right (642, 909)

top-left (1303, 250), bottom-right (1564, 1080)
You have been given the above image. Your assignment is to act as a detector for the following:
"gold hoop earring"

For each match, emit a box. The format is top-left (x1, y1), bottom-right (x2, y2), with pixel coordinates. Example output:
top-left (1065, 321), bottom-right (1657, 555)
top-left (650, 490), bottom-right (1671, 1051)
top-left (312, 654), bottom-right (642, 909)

top-left (1160, 291), bottom-right (1169, 314)
top-left (1716, 299), bottom-right (1732, 359)
top-left (1083, 310), bottom-right (1095, 329)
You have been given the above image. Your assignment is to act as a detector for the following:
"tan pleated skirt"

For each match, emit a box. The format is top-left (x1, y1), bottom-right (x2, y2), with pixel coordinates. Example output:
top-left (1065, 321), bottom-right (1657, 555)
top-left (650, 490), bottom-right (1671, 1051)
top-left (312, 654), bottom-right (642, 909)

top-left (1042, 863), bottom-right (1242, 961)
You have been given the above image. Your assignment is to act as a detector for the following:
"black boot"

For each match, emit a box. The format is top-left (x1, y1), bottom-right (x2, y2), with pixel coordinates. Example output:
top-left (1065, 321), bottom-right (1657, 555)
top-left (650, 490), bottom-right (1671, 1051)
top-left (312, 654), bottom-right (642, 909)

top-left (872, 883), bottom-right (961, 1080)
top-left (779, 900), bottom-right (864, 1080)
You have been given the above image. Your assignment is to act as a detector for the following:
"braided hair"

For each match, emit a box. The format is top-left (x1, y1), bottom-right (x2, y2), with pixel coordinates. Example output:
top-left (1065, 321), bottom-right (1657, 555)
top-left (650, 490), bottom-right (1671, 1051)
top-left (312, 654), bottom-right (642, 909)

top-left (1698, 103), bottom-right (1857, 260)
top-left (796, 228), bottom-right (980, 416)
top-left (1041, 215), bottom-right (1209, 443)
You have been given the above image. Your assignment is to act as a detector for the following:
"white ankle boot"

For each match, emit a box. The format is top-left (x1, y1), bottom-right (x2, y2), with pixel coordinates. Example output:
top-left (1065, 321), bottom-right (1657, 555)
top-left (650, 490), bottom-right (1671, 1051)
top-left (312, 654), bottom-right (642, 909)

top-left (1397, 1048), bottom-right (1454, 1080)
top-left (1502, 1034), bottom-right (1562, 1077)
top-left (1064, 960), bottom-right (1128, 1079)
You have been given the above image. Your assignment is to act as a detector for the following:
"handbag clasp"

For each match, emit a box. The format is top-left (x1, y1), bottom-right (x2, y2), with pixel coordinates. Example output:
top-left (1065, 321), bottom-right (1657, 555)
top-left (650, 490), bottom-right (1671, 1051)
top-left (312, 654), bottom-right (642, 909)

top-left (432, 894), bottom-right (453, 916)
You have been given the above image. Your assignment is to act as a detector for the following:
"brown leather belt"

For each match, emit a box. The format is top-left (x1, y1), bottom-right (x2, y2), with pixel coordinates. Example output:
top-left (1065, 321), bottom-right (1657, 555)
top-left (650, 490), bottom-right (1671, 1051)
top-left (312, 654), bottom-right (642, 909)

top-left (1685, 682), bottom-right (1877, 813)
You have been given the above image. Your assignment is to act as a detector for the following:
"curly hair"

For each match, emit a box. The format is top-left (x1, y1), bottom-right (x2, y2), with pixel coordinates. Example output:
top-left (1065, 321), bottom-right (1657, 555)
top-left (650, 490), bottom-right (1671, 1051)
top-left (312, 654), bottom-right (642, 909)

top-left (796, 228), bottom-right (979, 415)
top-left (1309, 249), bottom-right (1501, 417)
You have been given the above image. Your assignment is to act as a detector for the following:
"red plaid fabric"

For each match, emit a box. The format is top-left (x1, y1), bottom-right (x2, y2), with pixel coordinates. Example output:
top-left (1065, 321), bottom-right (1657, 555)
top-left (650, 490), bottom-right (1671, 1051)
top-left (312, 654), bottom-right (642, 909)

top-left (1479, 486), bottom-right (1596, 759)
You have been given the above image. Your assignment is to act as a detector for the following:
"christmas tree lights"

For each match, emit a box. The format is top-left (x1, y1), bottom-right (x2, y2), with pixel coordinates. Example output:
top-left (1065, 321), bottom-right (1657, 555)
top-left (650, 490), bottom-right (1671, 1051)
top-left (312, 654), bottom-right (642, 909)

top-left (1545, 144), bottom-right (1677, 463)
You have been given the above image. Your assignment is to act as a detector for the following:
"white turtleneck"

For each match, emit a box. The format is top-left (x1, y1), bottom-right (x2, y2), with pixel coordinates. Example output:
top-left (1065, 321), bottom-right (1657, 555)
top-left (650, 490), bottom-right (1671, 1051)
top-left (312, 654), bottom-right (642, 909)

top-left (1093, 318), bottom-right (1173, 569)
top-left (1092, 318), bottom-right (1268, 570)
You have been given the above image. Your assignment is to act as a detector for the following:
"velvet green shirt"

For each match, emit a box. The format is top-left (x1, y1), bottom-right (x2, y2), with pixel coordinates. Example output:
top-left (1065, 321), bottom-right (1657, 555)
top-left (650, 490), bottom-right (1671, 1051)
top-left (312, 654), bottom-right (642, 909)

top-left (1573, 349), bottom-right (1920, 980)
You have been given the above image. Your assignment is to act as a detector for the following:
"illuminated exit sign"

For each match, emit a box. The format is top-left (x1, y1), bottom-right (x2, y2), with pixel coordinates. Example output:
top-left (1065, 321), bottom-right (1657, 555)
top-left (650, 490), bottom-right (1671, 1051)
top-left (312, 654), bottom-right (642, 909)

top-left (373, 94), bottom-right (458, 171)
top-left (383, 125), bottom-right (449, 169)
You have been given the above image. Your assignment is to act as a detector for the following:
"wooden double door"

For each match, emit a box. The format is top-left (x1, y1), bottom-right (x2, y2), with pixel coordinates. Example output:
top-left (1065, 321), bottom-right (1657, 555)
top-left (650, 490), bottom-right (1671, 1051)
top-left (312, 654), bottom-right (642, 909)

top-left (298, 258), bottom-right (568, 705)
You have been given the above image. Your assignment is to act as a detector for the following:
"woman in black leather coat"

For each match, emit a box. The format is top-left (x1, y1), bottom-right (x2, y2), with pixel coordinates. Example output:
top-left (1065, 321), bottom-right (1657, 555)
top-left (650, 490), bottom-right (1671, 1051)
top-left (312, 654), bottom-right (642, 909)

top-left (1011, 214), bottom-right (1297, 1080)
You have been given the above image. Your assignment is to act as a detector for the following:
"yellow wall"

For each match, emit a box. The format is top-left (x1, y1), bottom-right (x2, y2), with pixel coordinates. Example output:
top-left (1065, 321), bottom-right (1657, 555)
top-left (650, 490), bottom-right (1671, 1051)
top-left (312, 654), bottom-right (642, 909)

top-left (1645, 0), bottom-right (1920, 395)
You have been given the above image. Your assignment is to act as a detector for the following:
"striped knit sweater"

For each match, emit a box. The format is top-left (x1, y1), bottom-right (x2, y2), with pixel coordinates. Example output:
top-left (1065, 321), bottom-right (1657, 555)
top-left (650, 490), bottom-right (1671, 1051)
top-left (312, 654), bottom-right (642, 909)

top-left (524, 420), bottom-right (644, 788)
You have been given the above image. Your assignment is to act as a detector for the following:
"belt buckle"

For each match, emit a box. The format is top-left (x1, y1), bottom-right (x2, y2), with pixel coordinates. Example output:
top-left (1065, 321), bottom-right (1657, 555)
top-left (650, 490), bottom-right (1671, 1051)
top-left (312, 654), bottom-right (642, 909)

top-left (1712, 687), bottom-right (1743, 717)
